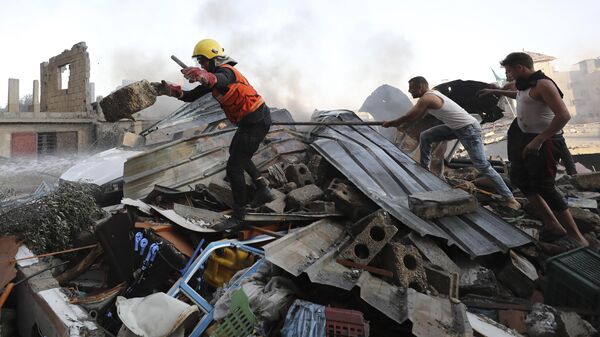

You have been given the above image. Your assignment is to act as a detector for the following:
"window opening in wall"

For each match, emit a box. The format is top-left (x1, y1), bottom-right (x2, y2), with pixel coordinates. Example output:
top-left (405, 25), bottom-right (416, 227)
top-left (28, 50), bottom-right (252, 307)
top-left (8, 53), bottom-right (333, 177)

top-left (37, 132), bottom-right (57, 156)
top-left (59, 64), bottom-right (71, 90)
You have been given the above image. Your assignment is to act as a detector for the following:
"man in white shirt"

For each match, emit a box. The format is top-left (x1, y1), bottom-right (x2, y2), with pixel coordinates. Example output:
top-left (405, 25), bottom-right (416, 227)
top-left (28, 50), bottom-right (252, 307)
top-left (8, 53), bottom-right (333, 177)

top-left (383, 76), bottom-right (520, 210)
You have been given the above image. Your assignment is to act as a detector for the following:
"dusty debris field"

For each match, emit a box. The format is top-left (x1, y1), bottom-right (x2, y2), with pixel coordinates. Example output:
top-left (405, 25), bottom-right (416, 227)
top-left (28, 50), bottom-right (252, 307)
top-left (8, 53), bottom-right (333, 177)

top-left (1, 109), bottom-right (599, 337)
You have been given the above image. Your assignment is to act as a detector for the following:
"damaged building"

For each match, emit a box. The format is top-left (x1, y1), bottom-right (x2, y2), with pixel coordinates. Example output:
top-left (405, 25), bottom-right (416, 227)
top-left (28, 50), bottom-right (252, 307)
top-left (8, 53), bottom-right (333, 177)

top-left (0, 42), bottom-right (142, 158)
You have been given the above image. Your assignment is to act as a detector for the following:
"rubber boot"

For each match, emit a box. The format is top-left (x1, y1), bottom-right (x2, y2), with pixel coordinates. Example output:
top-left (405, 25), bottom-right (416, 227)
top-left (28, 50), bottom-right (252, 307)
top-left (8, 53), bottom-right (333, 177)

top-left (250, 177), bottom-right (275, 208)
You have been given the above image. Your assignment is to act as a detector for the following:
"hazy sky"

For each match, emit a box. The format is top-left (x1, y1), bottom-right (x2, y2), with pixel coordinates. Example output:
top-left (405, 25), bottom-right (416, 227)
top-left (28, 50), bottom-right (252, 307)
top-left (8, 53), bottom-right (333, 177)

top-left (1, 0), bottom-right (599, 118)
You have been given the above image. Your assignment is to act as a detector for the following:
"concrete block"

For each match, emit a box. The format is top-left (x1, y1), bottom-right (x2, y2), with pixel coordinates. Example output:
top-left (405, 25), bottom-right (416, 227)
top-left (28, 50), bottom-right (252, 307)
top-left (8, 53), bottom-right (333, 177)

top-left (381, 241), bottom-right (427, 291)
top-left (285, 184), bottom-right (323, 210)
top-left (408, 188), bottom-right (478, 219)
top-left (307, 154), bottom-right (332, 186)
top-left (100, 80), bottom-right (157, 122)
top-left (7, 78), bottom-right (19, 113)
top-left (497, 251), bottom-right (538, 298)
top-left (424, 264), bottom-right (459, 298)
top-left (284, 163), bottom-right (314, 187)
top-left (306, 200), bottom-right (336, 213)
top-left (282, 182), bottom-right (297, 193)
top-left (458, 261), bottom-right (498, 297)
top-left (260, 189), bottom-right (286, 213)
top-left (558, 311), bottom-right (597, 337)
top-left (569, 206), bottom-right (600, 233)
top-left (208, 178), bottom-right (234, 208)
top-left (574, 172), bottom-right (600, 191)
top-left (340, 210), bottom-right (398, 266)
top-left (325, 178), bottom-right (376, 220)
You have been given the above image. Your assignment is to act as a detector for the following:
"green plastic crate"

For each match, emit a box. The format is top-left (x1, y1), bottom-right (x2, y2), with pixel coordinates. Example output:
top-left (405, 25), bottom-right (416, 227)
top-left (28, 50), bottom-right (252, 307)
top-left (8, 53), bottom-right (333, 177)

top-left (545, 247), bottom-right (600, 314)
top-left (209, 288), bottom-right (257, 337)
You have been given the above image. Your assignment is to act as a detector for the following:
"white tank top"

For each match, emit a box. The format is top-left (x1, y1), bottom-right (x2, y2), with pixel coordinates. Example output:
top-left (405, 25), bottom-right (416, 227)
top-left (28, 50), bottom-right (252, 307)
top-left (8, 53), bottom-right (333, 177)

top-left (516, 89), bottom-right (557, 134)
top-left (424, 90), bottom-right (478, 130)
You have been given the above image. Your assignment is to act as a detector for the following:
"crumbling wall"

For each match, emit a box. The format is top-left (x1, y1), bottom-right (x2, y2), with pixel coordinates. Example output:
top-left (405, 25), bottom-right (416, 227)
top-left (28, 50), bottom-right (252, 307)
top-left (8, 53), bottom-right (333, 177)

top-left (40, 42), bottom-right (91, 114)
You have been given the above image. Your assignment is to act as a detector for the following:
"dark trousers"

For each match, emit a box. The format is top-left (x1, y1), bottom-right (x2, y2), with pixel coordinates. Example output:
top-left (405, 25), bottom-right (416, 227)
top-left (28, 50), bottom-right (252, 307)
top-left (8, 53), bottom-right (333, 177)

top-left (226, 119), bottom-right (270, 209)
top-left (507, 119), bottom-right (567, 211)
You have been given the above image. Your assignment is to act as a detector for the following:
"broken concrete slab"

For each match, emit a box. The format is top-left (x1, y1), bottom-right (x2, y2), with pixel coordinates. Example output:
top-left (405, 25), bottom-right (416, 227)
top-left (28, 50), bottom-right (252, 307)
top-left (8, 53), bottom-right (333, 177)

top-left (574, 172), bottom-right (600, 191)
top-left (208, 178), bottom-right (234, 208)
top-left (340, 210), bottom-right (398, 266)
top-left (382, 242), bottom-right (428, 292)
top-left (307, 154), bottom-right (332, 187)
top-left (467, 312), bottom-right (524, 337)
top-left (569, 206), bottom-right (600, 233)
top-left (424, 264), bottom-right (459, 299)
top-left (306, 200), bottom-right (336, 213)
top-left (408, 188), bottom-right (478, 219)
top-left (325, 178), bottom-right (376, 220)
top-left (558, 311), bottom-right (598, 337)
top-left (408, 232), bottom-right (460, 274)
top-left (458, 261), bottom-right (499, 297)
top-left (497, 251), bottom-right (538, 298)
top-left (406, 288), bottom-right (473, 337)
top-left (100, 80), bottom-right (157, 122)
top-left (285, 184), bottom-right (323, 210)
top-left (567, 197), bottom-right (598, 209)
top-left (260, 189), bottom-right (286, 213)
top-left (284, 163), bottom-right (314, 188)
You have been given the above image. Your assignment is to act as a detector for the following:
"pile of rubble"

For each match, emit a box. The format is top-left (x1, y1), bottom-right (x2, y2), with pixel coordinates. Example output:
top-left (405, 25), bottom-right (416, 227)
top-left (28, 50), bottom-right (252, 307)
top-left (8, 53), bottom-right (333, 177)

top-left (1, 107), bottom-right (600, 337)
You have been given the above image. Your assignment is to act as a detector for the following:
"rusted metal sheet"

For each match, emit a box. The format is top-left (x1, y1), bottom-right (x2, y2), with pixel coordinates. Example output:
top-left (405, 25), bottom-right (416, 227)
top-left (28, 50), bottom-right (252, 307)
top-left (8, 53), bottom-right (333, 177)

top-left (309, 110), bottom-right (532, 257)
top-left (123, 109), bottom-right (307, 200)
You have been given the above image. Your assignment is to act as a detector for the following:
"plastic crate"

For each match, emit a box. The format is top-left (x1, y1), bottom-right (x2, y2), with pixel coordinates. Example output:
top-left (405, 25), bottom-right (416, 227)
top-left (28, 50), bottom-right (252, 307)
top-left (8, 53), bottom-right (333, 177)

top-left (209, 289), bottom-right (257, 337)
top-left (545, 247), bottom-right (600, 314)
top-left (325, 307), bottom-right (370, 337)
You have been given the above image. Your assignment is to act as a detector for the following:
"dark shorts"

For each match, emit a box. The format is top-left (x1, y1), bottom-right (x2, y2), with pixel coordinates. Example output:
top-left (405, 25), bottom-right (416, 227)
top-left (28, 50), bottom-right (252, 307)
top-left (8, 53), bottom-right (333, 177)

top-left (507, 119), bottom-right (567, 211)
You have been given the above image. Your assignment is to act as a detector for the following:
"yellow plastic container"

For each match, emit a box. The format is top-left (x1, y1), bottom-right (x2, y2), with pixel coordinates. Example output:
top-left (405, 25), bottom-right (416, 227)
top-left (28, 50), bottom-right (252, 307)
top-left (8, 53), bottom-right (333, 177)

top-left (204, 248), bottom-right (255, 288)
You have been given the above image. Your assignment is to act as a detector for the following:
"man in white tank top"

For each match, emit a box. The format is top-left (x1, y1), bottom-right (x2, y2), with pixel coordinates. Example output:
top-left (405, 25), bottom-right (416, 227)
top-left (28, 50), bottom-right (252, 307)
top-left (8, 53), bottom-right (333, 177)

top-left (383, 76), bottom-right (519, 210)
top-left (478, 52), bottom-right (588, 247)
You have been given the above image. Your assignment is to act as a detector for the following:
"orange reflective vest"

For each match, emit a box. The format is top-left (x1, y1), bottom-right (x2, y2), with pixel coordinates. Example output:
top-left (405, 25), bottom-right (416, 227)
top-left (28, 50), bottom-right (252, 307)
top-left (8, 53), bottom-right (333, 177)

top-left (212, 64), bottom-right (264, 123)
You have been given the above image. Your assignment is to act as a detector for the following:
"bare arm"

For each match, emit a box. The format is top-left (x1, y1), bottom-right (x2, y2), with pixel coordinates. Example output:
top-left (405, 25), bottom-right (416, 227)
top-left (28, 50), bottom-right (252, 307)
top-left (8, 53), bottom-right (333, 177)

top-left (477, 88), bottom-right (517, 99)
top-left (383, 95), bottom-right (432, 127)
top-left (536, 80), bottom-right (571, 141)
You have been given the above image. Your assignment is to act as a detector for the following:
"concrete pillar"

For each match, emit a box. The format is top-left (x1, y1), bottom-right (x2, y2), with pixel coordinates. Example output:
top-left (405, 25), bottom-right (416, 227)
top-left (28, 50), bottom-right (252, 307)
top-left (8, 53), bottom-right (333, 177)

top-left (7, 78), bottom-right (19, 113)
top-left (89, 82), bottom-right (95, 103)
top-left (33, 80), bottom-right (40, 113)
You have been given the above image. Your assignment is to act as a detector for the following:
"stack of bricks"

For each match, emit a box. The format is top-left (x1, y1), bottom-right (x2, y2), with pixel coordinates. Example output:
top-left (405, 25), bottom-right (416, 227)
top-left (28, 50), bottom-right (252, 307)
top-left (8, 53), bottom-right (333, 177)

top-left (40, 42), bottom-right (91, 114)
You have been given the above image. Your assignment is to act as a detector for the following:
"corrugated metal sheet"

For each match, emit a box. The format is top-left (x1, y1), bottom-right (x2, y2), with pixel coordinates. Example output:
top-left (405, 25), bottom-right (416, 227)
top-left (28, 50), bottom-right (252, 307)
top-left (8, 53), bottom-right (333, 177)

top-left (123, 109), bottom-right (308, 199)
top-left (309, 110), bottom-right (531, 257)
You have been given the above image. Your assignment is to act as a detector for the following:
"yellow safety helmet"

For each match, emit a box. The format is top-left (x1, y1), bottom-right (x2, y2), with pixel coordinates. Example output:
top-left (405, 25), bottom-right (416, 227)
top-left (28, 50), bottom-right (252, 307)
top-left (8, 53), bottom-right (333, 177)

top-left (192, 39), bottom-right (224, 59)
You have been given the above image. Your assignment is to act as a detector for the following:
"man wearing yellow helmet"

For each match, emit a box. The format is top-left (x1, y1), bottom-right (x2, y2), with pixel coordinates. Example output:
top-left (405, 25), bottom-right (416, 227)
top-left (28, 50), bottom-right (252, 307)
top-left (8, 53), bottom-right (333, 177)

top-left (154, 39), bottom-right (274, 222)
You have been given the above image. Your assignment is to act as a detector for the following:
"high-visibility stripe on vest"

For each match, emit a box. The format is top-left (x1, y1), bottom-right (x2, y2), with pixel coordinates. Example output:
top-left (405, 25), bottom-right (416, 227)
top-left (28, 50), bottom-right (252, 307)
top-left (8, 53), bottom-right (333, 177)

top-left (212, 64), bottom-right (264, 123)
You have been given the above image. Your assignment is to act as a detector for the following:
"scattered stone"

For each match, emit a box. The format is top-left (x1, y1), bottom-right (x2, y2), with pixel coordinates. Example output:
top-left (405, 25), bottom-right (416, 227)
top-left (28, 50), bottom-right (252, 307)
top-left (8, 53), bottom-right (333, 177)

top-left (446, 166), bottom-right (481, 181)
top-left (285, 184), bottom-right (323, 210)
top-left (574, 172), bottom-right (600, 191)
top-left (558, 311), bottom-right (598, 337)
top-left (284, 163), bottom-right (314, 188)
top-left (208, 178), bottom-right (234, 208)
top-left (408, 189), bottom-right (478, 219)
top-left (524, 303), bottom-right (559, 337)
top-left (260, 189), bottom-right (286, 213)
top-left (306, 200), bottom-right (336, 213)
top-left (497, 251), bottom-right (538, 298)
top-left (457, 262), bottom-right (498, 297)
top-left (100, 80), bottom-right (157, 122)
top-left (569, 207), bottom-right (600, 233)
top-left (282, 182), bottom-right (297, 194)
top-left (325, 178), bottom-right (377, 220)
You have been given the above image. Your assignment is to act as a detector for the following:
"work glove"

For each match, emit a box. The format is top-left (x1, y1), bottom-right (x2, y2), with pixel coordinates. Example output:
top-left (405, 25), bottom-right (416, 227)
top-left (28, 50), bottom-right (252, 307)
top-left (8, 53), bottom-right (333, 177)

top-left (151, 80), bottom-right (182, 98)
top-left (181, 67), bottom-right (217, 87)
